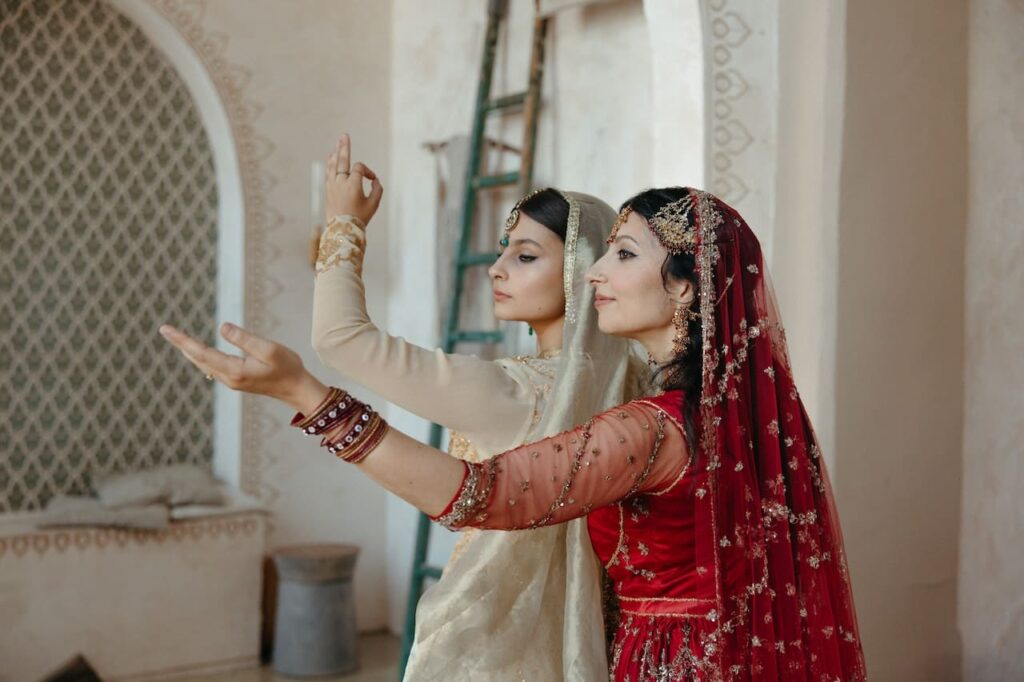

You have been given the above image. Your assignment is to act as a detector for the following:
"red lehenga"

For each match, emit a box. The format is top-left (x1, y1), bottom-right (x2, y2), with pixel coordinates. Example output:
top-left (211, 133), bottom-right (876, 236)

top-left (432, 190), bottom-right (866, 681)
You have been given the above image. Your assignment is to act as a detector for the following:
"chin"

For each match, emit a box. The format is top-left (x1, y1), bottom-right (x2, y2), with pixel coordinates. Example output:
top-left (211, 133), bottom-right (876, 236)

top-left (595, 314), bottom-right (621, 336)
top-left (492, 304), bottom-right (516, 321)
top-left (596, 314), bottom-right (636, 339)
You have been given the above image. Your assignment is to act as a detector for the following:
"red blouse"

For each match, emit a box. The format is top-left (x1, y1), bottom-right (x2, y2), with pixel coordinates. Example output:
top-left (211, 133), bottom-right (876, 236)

top-left (434, 391), bottom-right (723, 679)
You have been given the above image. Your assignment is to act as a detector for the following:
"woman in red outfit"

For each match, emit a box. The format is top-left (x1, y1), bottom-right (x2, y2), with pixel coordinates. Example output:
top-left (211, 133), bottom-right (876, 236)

top-left (162, 182), bottom-right (866, 681)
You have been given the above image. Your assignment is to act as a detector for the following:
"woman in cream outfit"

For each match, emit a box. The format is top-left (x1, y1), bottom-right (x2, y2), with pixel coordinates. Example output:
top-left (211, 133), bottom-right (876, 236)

top-left (309, 136), bottom-right (641, 680)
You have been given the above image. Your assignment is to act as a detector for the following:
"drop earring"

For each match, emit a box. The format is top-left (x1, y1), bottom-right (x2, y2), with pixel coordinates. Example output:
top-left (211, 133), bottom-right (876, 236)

top-left (672, 304), bottom-right (698, 356)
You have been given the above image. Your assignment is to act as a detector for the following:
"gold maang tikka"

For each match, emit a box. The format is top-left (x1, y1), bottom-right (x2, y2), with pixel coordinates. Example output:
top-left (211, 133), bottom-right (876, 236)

top-left (501, 187), bottom-right (546, 247)
top-left (606, 206), bottom-right (631, 245)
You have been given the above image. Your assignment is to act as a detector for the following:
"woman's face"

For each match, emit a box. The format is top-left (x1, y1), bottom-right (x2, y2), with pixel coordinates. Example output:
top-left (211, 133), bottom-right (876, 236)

top-left (586, 211), bottom-right (690, 349)
top-left (488, 214), bottom-right (565, 324)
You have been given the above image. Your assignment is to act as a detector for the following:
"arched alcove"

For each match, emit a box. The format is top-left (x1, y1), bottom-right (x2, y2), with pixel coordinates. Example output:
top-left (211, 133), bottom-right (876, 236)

top-left (0, 0), bottom-right (247, 514)
top-left (107, 0), bottom-right (247, 489)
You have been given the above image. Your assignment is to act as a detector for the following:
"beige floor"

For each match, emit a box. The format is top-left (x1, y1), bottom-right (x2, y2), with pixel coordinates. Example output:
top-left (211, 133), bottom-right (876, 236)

top-left (179, 633), bottom-right (400, 682)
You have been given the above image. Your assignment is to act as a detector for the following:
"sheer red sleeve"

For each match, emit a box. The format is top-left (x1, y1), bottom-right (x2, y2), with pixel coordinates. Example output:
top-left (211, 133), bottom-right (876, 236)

top-left (431, 400), bottom-right (688, 530)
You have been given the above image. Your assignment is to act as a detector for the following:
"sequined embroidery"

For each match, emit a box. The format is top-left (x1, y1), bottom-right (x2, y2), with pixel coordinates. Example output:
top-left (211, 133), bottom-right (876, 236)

top-left (316, 214), bottom-right (367, 275)
top-left (434, 460), bottom-right (497, 530)
top-left (447, 431), bottom-right (482, 463)
top-left (528, 418), bottom-right (595, 527)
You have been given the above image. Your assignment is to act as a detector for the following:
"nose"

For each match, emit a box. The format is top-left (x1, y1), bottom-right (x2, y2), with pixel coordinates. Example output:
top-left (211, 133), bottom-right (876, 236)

top-left (488, 254), bottom-right (507, 281)
top-left (585, 260), bottom-right (606, 286)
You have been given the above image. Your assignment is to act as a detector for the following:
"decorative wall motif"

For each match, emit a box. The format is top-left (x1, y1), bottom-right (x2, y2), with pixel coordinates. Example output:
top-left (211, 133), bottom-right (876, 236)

top-left (150, 0), bottom-right (285, 505)
top-left (0, 514), bottom-right (264, 559)
top-left (701, 0), bottom-right (777, 256)
top-left (0, 0), bottom-right (218, 512)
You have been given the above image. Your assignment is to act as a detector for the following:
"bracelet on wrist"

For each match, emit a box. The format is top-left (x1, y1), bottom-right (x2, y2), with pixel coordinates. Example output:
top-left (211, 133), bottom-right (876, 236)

top-left (291, 387), bottom-right (359, 436)
top-left (292, 387), bottom-right (389, 463)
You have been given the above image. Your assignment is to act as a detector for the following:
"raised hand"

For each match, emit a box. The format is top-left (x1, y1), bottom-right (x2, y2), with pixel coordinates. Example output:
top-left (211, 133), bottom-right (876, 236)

top-left (325, 133), bottom-right (384, 226)
top-left (159, 323), bottom-right (329, 413)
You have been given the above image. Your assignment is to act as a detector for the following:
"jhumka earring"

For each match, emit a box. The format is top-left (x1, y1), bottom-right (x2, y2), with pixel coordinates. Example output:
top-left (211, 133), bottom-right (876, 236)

top-left (672, 304), bottom-right (699, 356)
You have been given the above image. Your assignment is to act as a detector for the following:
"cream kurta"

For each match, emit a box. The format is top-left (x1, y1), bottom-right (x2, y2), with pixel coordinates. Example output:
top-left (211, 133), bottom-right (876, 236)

top-left (309, 220), bottom-right (592, 681)
top-left (311, 194), bottom-right (631, 681)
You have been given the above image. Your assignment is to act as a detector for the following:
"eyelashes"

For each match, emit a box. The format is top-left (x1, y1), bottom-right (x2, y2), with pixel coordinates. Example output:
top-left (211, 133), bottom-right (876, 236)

top-left (493, 252), bottom-right (538, 264)
top-left (617, 249), bottom-right (636, 260)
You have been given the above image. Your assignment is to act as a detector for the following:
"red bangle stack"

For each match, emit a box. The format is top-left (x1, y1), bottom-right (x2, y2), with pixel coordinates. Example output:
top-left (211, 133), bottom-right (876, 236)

top-left (291, 387), bottom-right (356, 435)
top-left (292, 387), bottom-right (389, 464)
top-left (328, 409), bottom-right (389, 463)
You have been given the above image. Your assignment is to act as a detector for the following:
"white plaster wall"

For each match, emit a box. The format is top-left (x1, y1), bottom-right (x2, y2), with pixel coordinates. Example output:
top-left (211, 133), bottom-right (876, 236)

top-left (533, 0), bottom-right (654, 197)
top-left (148, 0), bottom-right (395, 631)
top-left (770, 0), bottom-right (846, 464)
top-left (644, 0), bottom-right (704, 187)
top-left (960, 1), bottom-right (1024, 679)
top-left (835, 0), bottom-right (967, 677)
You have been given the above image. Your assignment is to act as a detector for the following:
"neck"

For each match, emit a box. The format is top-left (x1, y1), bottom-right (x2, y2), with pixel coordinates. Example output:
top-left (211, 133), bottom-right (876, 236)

top-left (635, 325), bottom-right (675, 366)
top-left (531, 315), bottom-right (564, 356)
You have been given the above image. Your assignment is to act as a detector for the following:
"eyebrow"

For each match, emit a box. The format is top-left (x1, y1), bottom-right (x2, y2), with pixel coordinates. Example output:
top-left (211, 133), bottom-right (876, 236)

top-left (509, 238), bottom-right (542, 248)
top-left (613, 235), bottom-right (641, 247)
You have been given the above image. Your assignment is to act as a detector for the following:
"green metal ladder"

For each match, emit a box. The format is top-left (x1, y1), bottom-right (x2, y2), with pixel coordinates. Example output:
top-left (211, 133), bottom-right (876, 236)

top-left (398, 0), bottom-right (549, 676)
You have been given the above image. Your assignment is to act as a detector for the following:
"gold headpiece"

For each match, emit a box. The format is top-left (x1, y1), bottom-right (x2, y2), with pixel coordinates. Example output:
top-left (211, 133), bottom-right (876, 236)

top-left (606, 191), bottom-right (699, 255)
top-left (648, 192), bottom-right (698, 254)
top-left (501, 187), bottom-right (546, 247)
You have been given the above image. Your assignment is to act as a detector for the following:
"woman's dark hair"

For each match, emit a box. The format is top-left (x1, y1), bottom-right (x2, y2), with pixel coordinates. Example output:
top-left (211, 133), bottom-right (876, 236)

top-left (619, 187), bottom-right (702, 452)
top-left (518, 188), bottom-right (570, 242)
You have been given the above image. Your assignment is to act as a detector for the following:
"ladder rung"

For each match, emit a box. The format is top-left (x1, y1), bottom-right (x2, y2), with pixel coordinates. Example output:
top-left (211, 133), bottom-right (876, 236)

top-left (417, 564), bottom-right (442, 581)
top-left (458, 252), bottom-right (497, 267)
top-left (472, 171), bottom-right (519, 189)
top-left (484, 92), bottom-right (527, 112)
top-left (451, 330), bottom-right (503, 344)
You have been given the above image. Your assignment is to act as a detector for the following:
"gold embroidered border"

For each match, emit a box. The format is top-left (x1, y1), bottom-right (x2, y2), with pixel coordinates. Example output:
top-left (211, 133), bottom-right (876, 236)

top-left (316, 215), bottom-right (367, 275)
top-left (633, 400), bottom-right (691, 497)
top-left (553, 189), bottom-right (582, 325)
top-left (618, 595), bottom-right (716, 604)
top-left (603, 502), bottom-right (627, 570)
top-left (619, 609), bottom-right (714, 619)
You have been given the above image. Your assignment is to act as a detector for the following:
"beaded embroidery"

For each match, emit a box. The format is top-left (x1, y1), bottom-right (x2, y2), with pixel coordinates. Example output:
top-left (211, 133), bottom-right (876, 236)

top-left (317, 214), bottom-right (367, 275)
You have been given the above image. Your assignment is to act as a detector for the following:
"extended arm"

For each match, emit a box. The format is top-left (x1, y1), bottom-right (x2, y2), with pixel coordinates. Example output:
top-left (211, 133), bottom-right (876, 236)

top-left (159, 324), bottom-right (687, 530)
top-left (330, 398), bottom-right (687, 529)
top-left (311, 216), bottom-right (530, 442)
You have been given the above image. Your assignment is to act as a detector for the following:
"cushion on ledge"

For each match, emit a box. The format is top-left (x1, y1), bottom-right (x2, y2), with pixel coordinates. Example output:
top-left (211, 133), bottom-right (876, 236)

top-left (93, 464), bottom-right (223, 508)
top-left (40, 496), bottom-right (169, 530)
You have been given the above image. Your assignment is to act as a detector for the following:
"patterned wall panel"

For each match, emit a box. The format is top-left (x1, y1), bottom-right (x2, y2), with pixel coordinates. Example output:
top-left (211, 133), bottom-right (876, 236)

top-left (0, 0), bottom-right (218, 512)
top-left (702, 0), bottom-right (778, 260)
